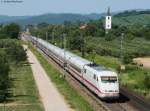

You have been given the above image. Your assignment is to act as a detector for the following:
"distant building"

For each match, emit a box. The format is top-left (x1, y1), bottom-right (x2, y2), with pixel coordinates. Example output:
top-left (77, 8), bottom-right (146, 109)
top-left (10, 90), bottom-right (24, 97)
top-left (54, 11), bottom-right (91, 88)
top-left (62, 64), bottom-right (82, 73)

top-left (26, 28), bottom-right (30, 35)
top-left (80, 24), bottom-right (88, 30)
top-left (105, 7), bottom-right (112, 32)
top-left (26, 28), bottom-right (30, 33)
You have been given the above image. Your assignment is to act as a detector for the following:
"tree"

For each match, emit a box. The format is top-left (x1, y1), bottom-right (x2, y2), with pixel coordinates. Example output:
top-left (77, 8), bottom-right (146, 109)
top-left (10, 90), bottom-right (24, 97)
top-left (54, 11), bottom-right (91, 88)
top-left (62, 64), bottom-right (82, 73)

top-left (6, 42), bottom-right (27, 63)
top-left (0, 51), bottom-right (9, 102)
top-left (3, 23), bottom-right (20, 39)
top-left (37, 22), bottom-right (49, 28)
top-left (144, 72), bottom-right (150, 89)
top-left (105, 33), bottom-right (116, 41)
top-left (122, 54), bottom-right (133, 64)
top-left (64, 20), bottom-right (72, 26)
top-left (85, 24), bottom-right (97, 36)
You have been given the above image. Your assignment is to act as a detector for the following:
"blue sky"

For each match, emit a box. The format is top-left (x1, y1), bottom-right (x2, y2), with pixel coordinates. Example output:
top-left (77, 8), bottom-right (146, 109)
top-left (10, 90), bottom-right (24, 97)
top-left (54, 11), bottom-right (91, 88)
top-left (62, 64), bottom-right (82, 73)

top-left (0, 0), bottom-right (150, 16)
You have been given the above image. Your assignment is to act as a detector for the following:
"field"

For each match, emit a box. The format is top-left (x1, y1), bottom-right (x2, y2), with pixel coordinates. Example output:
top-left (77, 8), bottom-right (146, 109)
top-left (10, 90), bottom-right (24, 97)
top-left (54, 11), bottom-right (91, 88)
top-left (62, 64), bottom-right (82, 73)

top-left (0, 63), bottom-right (44, 111)
top-left (86, 37), bottom-right (150, 57)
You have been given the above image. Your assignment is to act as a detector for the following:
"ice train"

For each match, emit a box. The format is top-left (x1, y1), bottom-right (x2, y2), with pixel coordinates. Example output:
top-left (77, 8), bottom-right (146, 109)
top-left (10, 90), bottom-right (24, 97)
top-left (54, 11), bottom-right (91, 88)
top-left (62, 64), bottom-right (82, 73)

top-left (28, 36), bottom-right (119, 99)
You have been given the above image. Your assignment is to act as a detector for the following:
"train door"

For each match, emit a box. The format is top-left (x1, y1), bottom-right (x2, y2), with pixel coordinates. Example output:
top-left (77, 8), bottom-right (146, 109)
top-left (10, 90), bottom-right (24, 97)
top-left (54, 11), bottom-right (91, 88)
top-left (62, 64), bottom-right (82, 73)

top-left (81, 66), bottom-right (86, 82)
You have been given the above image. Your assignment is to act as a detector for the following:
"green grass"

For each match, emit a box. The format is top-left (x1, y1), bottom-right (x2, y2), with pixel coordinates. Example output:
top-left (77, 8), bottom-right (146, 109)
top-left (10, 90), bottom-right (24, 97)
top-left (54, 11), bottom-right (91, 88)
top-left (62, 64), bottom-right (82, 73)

top-left (86, 37), bottom-right (150, 57)
top-left (92, 56), bottom-right (120, 69)
top-left (72, 50), bottom-right (120, 70)
top-left (120, 67), bottom-right (150, 98)
top-left (29, 45), bottom-right (95, 111)
top-left (0, 63), bottom-right (44, 111)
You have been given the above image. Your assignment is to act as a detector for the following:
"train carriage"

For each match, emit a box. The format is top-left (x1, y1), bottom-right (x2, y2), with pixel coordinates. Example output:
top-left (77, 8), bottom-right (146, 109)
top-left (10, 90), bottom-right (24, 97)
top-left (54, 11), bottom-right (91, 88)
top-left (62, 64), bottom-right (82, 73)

top-left (28, 36), bottom-right (119, 99)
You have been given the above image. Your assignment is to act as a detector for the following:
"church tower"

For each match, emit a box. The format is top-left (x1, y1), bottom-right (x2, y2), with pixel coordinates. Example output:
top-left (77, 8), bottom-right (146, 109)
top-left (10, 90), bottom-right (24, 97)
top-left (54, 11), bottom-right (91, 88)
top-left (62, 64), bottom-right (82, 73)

top-left (105, 7), bottom-right (112, 32)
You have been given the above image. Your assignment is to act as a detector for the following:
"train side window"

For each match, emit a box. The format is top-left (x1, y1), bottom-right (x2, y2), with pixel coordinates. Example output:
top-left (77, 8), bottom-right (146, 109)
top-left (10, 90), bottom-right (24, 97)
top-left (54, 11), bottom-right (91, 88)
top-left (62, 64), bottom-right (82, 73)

top-left (84, 69), bottom-right (86, 73)
top-left (93, 74), bottom-right (96, 80)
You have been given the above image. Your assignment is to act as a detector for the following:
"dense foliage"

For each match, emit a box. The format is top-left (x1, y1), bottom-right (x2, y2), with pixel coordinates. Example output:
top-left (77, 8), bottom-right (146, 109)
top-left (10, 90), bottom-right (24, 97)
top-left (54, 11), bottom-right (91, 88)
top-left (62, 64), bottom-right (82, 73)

top-left (0, 23), bottom-right (20, 39)
top-left (0, 39), bottom-right (27, 102)
top-left (29, 14), bottom-right (150, 62)
top-left (0, 51), bottom-right (9, 102)
top-left (0, 23), bottom-right (26, 102)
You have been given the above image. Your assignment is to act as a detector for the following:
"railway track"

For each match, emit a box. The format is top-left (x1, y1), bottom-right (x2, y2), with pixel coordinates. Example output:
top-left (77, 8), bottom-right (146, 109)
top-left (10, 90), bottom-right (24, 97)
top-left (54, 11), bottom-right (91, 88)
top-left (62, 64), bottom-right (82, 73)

top-left (33, 44), bottom-right (150, 111)
top-left (103, 93), bottom-right (136, 111)
top-left (120, 87), bottom-right (150, 111)
top-left (36, 47), bottom-right (108, 111)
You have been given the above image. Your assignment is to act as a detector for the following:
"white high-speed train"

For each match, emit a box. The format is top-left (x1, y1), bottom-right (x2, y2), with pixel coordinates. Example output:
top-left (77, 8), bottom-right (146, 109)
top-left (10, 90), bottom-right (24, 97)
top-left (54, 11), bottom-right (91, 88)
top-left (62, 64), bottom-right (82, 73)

top-left (28, 36), bottom-right (119, 99)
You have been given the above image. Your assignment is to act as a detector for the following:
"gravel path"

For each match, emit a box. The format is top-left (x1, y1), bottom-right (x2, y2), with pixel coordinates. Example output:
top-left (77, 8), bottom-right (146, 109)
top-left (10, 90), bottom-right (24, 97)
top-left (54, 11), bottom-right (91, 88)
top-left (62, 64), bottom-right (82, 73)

top-left (24, 45), bottom-right (71, 111)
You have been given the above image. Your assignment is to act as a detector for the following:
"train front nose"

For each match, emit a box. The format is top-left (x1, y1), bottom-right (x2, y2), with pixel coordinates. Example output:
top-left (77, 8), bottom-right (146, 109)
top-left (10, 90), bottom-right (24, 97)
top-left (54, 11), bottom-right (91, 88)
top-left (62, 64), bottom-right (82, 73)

top-left (100, 92), bottom-right (119, 100)
top-left (100, 84), bottom-right (119, 99)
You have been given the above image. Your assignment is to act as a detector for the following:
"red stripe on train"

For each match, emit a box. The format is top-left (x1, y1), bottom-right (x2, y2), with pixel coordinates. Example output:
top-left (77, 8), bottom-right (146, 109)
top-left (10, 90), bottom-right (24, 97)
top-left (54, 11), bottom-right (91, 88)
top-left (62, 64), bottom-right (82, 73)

top-left (69, 66), bottom-right (118, 95)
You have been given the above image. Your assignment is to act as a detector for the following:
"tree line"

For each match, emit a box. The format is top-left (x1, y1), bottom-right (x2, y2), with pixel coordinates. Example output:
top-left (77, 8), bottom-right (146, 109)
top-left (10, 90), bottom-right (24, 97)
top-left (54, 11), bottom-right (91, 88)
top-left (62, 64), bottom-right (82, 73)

top-left (0, 23), bottom-right (27, 102)
top-left (0, 23), bottom-right (20, 39)
top-left (29, 18), bottom-right (150, 64)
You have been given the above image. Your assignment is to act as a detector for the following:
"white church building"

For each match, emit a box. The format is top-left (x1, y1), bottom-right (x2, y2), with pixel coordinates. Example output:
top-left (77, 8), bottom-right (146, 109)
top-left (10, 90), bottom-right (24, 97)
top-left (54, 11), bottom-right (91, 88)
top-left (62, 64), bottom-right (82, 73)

top-left (105, 7), bottom-right (112, 31)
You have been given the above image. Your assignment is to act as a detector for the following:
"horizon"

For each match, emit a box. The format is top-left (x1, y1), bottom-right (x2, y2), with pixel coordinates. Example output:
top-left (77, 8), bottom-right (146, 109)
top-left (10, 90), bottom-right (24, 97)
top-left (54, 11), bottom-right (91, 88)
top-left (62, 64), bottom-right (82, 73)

top-left (0, 8), bottom-right (150, 17)
top-left (0, 0), bottom-right (150, 16)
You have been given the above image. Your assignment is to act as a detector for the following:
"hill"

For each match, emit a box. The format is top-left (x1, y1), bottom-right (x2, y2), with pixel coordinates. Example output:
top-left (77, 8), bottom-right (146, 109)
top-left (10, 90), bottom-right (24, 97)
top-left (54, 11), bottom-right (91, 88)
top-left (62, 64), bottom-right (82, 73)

top-left (0, 13), bottom-right (102, 26)
top-left (0, 15), bottom-right (30, 23)
top-left (1, 10), bottom-right (150, 26)
top-left (112, 10), bottom-right (150, 26)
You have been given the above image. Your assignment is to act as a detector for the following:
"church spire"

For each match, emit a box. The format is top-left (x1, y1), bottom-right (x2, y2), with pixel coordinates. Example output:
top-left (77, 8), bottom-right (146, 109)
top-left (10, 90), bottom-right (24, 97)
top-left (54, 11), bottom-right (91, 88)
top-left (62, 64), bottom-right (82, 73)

top-left (107, 7), bottom-right (111, 16)
top-left (105, 7), bottom-right (112, 32)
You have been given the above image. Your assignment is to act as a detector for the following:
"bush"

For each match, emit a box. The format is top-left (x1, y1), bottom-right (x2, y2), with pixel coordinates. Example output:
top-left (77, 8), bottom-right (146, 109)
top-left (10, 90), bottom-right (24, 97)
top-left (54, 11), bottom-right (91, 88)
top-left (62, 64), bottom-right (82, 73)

top-left (0, 39), bottom-right (27, 102)
top-left (105, 33), bottom-right (116, 41)
top-left (125, 64), bottom-right (139, 71)
top-left (6, 44), bottom-right (27, 63)
top-left (144, 73), bottom-right (150, 89)
top-left (0, 51), bottom-right (9, 102)
top-left (0, 39), bottom-right (27, 63)
top-left (122, 54), bottom-right (133, 64)
top-left (126, 33), bottom-right (135, 40)
top-left (3, 23), bottom-right (20, 39)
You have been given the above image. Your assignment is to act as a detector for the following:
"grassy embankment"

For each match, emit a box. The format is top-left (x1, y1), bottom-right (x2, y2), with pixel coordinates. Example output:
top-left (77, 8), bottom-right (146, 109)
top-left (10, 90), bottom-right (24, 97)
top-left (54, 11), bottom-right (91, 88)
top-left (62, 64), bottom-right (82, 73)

top-left (29, 44), bottom-right (95, 111)
top-left (0, 64), bottom-right (44, 111)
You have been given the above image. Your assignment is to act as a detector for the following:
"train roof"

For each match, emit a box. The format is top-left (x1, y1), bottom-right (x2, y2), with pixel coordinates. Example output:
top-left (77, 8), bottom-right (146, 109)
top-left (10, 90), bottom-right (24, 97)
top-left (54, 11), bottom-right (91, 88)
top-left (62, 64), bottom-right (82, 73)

top-left (85, 65), bottom-right (117, 76)
top-left (36, 37), bottom-right (92, 67)
top-left (32, 37), bottom-right (117, 75)
top-left (69, 56), bottom-right (92, 65)
top-left (87, 63), bottom-right (107, 70)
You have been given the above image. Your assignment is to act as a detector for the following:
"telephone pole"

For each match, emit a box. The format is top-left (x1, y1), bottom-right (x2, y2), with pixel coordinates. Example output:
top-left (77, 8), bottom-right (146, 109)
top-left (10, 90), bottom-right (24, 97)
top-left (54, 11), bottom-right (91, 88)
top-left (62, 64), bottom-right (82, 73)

top-left (63, 33), bottom-right (67, 77)
top-left (120, 33), bottom-right (126, 71)
top-left (120, 33), bottom-right (124, 63)
top-left (46, 32), bottom-right (48, 41)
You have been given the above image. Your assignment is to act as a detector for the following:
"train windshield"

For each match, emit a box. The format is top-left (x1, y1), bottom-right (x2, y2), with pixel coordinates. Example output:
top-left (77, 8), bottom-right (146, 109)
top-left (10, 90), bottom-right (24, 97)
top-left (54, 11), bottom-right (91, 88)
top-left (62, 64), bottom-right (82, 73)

top-left (101, 76), bottom-right (117, 83)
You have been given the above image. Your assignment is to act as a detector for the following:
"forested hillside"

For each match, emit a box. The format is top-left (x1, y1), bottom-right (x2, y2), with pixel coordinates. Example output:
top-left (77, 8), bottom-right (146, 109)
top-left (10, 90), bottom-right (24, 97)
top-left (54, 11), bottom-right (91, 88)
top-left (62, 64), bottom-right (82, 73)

top-left (0, 13), bottom-right (102, 25)
top-left (106, 10), bottom-right (150, 26)
top-left (29, 10), bottom-right (150, 63)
